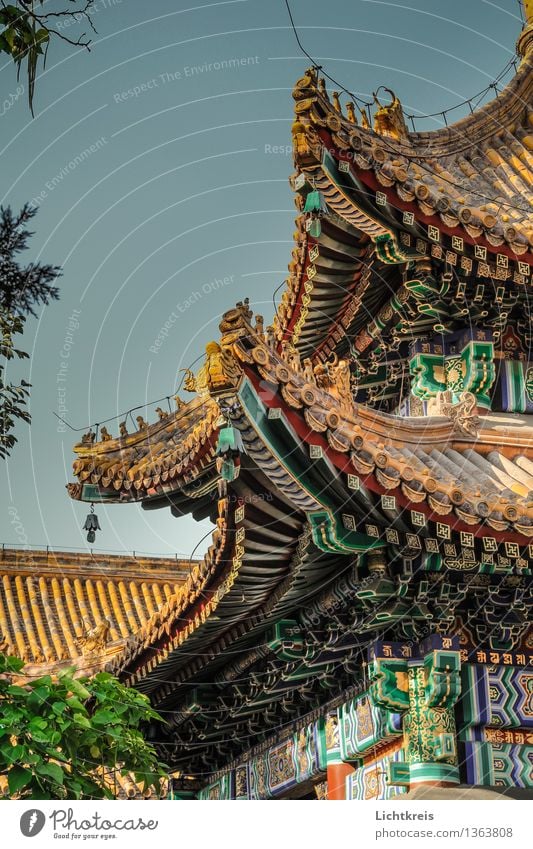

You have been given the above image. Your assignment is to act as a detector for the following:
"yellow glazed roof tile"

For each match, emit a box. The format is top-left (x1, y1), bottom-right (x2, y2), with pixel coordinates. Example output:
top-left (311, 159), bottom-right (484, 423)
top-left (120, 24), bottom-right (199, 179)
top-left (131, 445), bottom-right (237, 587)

top-left (0, 549), bottom-right (191, 675)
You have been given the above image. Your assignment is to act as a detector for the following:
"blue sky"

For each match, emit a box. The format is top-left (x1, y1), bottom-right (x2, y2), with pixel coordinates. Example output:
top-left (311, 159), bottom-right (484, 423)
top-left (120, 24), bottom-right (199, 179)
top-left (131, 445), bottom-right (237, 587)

top-left (0, 0), bottom-right (521, 557)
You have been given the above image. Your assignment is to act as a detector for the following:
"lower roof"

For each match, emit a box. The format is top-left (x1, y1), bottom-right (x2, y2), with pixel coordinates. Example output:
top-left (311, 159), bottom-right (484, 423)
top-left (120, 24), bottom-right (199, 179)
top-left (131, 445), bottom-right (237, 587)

top-left (0, 548), bottom-right (189, 674)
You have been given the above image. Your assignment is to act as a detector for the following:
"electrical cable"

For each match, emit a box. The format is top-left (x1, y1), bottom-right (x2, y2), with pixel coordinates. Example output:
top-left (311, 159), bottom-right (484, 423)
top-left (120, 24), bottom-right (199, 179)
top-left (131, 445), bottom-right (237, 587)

top-left (52, 351), bottom-right (206, 433)
top-left (284, 0), bottom-right (373, 113)
top-left (284, 0), bottom-right (521, 132)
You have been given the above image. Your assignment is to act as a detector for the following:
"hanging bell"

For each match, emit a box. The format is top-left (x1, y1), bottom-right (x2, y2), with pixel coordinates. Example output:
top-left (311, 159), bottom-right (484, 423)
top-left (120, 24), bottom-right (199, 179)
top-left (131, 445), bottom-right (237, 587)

top-left (215, 425), bottom-right (244, 482)
top-left (304, 189), bottom-right (327, 240)
top-left (303, 189), bottom-right (327, 215)
top-left (216, 425), bottom-right (244, 456)
top-left (83, 504), bottom-right (101, 543)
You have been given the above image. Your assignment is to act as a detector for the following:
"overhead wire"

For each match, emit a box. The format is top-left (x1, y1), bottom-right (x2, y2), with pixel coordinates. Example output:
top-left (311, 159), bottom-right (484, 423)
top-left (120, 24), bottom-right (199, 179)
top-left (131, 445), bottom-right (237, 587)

top-left (284, 0), bottom-right (374, 115)
top-left (52, 351), bottom-right (206, 433)
top-left (284, 0), bottom-right (522, 133)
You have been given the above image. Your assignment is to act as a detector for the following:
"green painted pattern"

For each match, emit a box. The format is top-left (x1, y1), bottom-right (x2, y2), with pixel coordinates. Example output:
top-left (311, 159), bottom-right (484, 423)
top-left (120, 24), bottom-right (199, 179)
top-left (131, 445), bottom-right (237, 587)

top-left (238, 378), bottom-right (380, 554)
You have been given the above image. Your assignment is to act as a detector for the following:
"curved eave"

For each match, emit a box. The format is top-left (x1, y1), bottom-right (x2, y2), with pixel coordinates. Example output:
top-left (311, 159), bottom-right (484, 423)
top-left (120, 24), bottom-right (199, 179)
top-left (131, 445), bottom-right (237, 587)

top-left (110, 461), bottom-right (307, 697)
top-left (233, 324), bottom-right (533, 548)
top-left (293, 56), bottom-right (533, 256)
top-left (68, 395), bottom-right (219, 503)
top-left (274, 211), bottom-right (375, 360)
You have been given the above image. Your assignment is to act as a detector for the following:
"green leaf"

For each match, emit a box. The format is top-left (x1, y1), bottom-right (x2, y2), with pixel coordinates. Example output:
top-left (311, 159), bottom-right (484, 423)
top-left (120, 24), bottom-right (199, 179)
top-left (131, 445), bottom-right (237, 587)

top-left (28, 717), bottom-right (48, 731)
top-left (28, 686), bottom-right (50, 707)
top-left (36, 762), bottom-right (64, 785)
top-left (6, 685), bottom-right (27, 697)
top-left (34, 28), bottom-right (49, 45)
top-left (60, 675), bottom-right (91, 701)
top-left (8, 765), bottom-right (32, 794)
top-left (2, 27), bottom-right (16, 51)
top-left (32, 675), bottom-right (53, 688)
top-left (94, 672), bottom-right (114, 683)
top-left (27, 728), bottom-right (51, 744)
top-left (21, 27), bottom-right (35, 46)
top-left (110, 703), bottom-right (128, 715)
top-left (31, 676), bottom-right (52, 687)
top-left (73, 713), bottom-right (91, 729)
top-left (69, 780), bottom-right (82, 798)
top-left (65, 696), bottom-right (86, 713)
top-left (5, 656), bottom-right (24, 673)
top-left (3, 6), bottom-right (23, 17)
top-left (0, 742), bottom-right (24, 764)
top-left (92, 710), bottom-right (115, 726)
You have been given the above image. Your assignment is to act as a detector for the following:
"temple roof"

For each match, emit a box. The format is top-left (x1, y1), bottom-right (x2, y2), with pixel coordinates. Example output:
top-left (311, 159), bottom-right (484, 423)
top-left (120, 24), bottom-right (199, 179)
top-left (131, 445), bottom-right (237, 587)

top-left (292, 55), bottom-right (533, 253)
top-left (273, 210), bottom-right (374, 360)
top-left (273, 43), bottom-right (533, 369)
top-left (69, 395), bottom-right (219, 504)
top-left (63, 15), bottom-right (533, 778)
top-left (0, 548), bottom-right (189, 674)
top-left (65, 308), bottom-right (533, 772)
top-left (69, 308), bottom-right (533, 542)
top-left (235, 328), bottom-right (533, 540)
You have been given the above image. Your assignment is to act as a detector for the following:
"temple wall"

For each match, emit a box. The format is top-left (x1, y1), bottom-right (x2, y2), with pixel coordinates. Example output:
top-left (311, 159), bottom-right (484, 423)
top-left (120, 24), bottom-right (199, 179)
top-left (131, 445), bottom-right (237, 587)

top-left (197, 719), bottom-right (327, 800)
top-left (346, 743), bottom-right (407, 801)
top-left (459, 662), bottom-right (533, 789)
top-left (193, 638), bottom-right (533, 800)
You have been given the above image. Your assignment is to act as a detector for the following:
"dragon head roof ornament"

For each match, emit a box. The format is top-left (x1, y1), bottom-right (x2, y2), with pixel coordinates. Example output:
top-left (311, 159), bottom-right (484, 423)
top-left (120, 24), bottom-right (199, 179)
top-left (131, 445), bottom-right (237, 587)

top-left (372, 88), bottom-right (408, 140)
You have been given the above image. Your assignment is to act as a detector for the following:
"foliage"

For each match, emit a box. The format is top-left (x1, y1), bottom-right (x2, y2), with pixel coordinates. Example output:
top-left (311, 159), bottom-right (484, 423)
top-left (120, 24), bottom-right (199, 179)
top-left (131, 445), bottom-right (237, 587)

top-left (0, 2), bottom-right (95, 113)
top-left (0, 204), bottom-right (61, 316)
top-left (0, 311), bottom-right (30, 459)
top-left (0, 203), bottom-right (61, 458)
top-left (0, 653), bottom-right (167, 799)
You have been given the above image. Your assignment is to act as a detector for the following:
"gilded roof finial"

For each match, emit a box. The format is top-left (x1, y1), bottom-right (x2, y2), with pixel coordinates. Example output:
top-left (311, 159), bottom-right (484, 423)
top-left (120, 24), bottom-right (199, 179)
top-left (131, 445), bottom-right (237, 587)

top-left (373, 88), bottom-right (408, 140)
top-left (75, 618), bottom-right (111, 656)
top-left (292, 116), bottom-right (309, 156)
top-left (518, 1), bottom-right (533, 54)
top-left (346, 102), bottom-right (358, 124)
top-left (332, 91), bottom-right (342, 114)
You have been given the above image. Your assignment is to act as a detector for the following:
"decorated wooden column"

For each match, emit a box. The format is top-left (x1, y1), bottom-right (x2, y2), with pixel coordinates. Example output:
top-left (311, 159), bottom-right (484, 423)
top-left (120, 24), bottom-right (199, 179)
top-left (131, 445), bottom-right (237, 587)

top-left (368, 636), bottom-right (462, 788)
top-left (324, 712), bottom-right (354, 800)
top-left (327, 762), bottom-right (355, 800)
